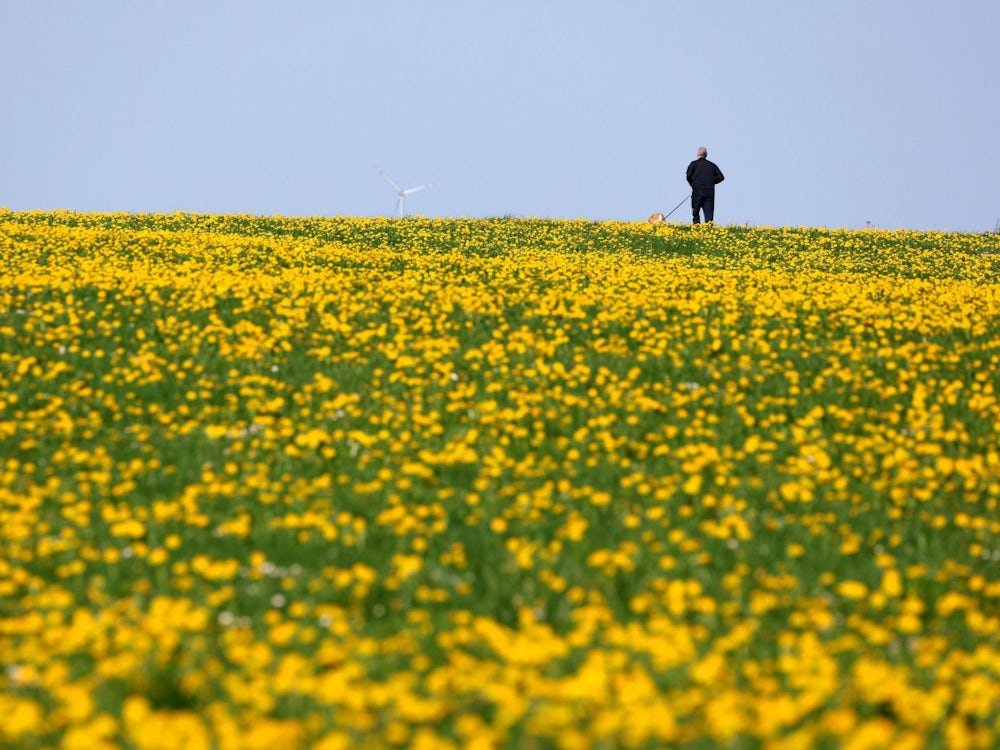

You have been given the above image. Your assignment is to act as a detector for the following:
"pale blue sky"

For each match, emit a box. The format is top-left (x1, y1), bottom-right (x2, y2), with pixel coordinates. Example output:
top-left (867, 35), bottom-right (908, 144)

top-left (2, 1), bottom-right (998, 231)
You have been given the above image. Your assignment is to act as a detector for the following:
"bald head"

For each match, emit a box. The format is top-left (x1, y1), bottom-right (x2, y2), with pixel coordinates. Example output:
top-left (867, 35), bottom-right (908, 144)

top-left (697, 147), bottom-right (708, 158)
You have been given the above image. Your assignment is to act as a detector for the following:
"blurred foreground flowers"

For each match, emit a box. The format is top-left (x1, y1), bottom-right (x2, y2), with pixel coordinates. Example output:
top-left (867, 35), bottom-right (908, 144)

top-left (2, 210), bottom-right (1000, 748)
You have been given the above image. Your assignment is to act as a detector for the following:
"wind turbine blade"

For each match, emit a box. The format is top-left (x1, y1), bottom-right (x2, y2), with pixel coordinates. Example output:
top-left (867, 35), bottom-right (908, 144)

top-left (401, 183), bottom-right (433, 196)
top-left (375, 166), bottom-right (402, 194)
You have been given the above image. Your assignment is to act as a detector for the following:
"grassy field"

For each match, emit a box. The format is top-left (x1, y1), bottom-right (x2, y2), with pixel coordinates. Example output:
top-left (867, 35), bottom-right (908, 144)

top-left (2, 209), bottom-right (1000, 749)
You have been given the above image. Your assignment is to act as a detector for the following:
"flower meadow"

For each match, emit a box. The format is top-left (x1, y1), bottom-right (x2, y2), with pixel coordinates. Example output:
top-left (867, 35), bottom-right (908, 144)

top-left (2, 209), bottom-right (1000, 749)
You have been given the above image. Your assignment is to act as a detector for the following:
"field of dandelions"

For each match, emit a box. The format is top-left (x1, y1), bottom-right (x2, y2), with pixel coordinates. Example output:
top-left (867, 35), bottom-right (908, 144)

top-left (2, 209), bottom-right (1000, 749)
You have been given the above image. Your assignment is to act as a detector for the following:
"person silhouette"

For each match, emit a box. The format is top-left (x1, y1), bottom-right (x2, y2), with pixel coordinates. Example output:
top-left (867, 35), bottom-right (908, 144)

top-left (686, 147), bottom-right (725, 224)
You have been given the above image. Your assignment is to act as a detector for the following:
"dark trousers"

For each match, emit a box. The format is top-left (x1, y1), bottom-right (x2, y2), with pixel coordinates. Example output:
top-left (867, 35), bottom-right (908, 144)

top-left (692, 192), bottom-right (715, 223)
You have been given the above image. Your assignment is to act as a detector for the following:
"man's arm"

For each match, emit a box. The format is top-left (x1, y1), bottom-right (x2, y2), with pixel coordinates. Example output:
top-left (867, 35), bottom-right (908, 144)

top-left (714, 165), bottom-right (725, 184)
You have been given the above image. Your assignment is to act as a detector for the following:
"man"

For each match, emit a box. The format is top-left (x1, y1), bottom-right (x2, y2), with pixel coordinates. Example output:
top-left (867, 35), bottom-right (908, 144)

top-left (686, 146), bottom-right (725, 224)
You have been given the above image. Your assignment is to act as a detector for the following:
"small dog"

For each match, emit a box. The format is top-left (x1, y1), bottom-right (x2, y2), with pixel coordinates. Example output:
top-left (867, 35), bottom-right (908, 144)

top-left (647, 213), bottom-right (666, 224)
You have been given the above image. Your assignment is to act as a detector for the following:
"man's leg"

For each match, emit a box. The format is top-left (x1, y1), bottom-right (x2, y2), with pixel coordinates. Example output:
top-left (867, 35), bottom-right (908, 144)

top-left (703, 194), bottom-right (715, 223)
top-left (691, 195), bottom-right (702, 224)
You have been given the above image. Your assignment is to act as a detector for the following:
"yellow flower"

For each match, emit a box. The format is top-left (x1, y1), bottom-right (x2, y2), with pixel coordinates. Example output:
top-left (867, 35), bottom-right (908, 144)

top-left (835, 580), bottom-right (869, 600)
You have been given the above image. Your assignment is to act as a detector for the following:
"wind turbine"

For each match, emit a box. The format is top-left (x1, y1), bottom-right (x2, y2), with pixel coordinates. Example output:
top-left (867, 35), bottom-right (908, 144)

top-left (375, 166), bottom-right (435, 217)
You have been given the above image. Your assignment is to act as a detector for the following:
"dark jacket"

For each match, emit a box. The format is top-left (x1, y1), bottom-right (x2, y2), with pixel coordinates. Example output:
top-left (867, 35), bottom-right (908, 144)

top-left (686, 157), bottom-right (725, 194)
